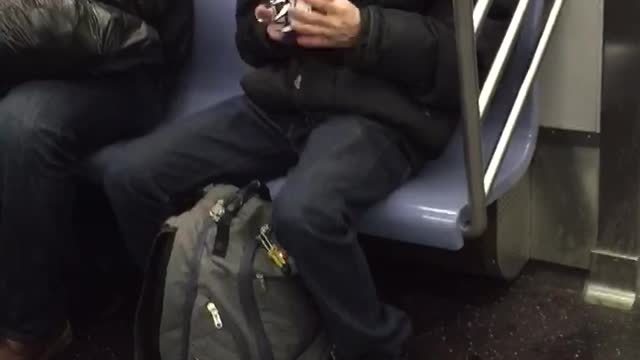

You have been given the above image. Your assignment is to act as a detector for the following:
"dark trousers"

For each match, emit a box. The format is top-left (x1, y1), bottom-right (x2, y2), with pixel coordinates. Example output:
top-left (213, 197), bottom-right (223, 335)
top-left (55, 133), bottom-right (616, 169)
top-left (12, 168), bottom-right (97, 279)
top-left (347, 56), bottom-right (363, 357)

top-left (105, 95), bottom-right (420, 360)
top-left (0, 74), bottom-right (162, 340)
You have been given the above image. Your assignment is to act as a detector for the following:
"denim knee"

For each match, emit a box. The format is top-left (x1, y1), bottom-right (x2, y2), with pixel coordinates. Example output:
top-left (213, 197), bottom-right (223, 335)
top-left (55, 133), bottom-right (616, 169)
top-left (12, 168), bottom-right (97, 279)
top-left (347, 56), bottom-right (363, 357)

top-left (0, 102), bottom-right (70, 170)
top-left (271, 183), bottom-right (347, 253)
top-left (102, 151), bottom-right (169, 208)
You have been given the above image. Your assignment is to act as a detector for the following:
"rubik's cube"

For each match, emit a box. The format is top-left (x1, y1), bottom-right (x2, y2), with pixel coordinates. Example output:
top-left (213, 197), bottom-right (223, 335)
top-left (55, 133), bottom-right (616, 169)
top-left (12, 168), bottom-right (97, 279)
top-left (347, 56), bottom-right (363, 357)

top-left (268, 0), bottom-right (311, 33)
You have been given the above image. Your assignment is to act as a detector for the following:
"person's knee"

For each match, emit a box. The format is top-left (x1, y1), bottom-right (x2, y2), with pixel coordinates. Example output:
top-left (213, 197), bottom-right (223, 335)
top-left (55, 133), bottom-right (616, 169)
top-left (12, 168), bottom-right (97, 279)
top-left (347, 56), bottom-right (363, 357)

top-left (0, 98), bottom-right (68, 167)
top-left (102, 150), bottom-right (162, 205)
top-left (272, 184), bottom-right (346, 252)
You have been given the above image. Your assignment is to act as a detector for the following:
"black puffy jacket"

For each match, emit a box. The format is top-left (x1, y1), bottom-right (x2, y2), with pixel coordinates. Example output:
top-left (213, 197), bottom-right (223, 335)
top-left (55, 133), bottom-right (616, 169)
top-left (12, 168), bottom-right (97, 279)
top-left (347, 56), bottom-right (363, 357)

top-left (237, 0), bottom-right (514, 155)
top-left (0, 0), bottom-right (193, 81)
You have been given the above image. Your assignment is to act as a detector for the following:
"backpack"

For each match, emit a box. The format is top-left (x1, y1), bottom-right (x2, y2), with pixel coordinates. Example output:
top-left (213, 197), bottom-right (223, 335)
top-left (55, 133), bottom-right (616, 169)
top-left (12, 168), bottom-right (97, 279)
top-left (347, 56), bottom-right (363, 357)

top-left (134, 181), bottom-right (332, 360)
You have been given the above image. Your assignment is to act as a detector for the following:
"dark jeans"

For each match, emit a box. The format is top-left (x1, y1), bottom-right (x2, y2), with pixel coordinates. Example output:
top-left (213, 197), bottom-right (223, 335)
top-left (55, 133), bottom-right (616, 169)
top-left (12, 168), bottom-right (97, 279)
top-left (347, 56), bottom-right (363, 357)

top-left (0, 74), bottom-right (162, 340)
top-left (105, 95), bottom-right (420, 360)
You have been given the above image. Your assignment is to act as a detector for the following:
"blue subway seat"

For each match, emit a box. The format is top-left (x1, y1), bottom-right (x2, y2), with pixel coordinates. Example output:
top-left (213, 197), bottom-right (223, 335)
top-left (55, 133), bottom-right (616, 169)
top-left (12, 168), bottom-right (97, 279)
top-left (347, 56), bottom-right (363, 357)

top-left (87, 0), bottom-right (544, 251)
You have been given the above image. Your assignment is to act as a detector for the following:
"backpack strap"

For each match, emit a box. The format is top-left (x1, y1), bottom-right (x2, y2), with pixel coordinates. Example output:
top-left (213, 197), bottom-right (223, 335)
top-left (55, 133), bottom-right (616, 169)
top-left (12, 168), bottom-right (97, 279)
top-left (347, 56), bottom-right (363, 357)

top-left (212, 180), bottom-right (270, 257)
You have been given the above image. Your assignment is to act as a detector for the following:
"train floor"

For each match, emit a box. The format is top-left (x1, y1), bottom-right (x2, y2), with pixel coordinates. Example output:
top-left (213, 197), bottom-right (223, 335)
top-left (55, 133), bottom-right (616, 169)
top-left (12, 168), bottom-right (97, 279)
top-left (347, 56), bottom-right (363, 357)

top-left (56, 258), bottom-right (639, 360)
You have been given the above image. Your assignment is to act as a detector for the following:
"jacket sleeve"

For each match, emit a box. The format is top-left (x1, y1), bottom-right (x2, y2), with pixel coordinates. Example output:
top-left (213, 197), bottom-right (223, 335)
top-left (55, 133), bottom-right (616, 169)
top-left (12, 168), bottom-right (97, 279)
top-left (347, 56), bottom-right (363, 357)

top-left (344, 6), bottom-right (460, 108)
top-left (235, 0), bottom-right (293, 67)
top-left (0, 0), bottom-right (162, 78)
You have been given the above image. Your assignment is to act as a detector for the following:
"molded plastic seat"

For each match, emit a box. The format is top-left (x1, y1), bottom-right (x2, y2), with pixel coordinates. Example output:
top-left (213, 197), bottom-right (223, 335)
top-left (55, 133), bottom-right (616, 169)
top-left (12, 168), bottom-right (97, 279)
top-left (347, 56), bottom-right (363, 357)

top-left (88, 0), bottom-right (544, 250)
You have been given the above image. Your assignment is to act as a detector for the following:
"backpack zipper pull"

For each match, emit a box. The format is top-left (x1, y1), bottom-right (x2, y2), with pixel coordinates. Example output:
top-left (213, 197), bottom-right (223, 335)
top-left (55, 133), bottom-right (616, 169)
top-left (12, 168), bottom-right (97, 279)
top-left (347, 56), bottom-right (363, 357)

top-left (209, 199), bottom-right (225, 222)
top-left (256, 273), bottom-right (267, 292)
top-left (206, 302), bottom-right (224, 329)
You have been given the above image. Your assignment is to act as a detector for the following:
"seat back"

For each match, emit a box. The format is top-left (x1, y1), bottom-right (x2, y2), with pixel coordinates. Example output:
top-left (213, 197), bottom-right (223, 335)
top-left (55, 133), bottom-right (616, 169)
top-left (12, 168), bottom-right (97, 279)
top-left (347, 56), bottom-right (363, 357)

top-left (166, 0), bottom-right (247, 122)
top-left (83, 0), bottom-right (247, 182)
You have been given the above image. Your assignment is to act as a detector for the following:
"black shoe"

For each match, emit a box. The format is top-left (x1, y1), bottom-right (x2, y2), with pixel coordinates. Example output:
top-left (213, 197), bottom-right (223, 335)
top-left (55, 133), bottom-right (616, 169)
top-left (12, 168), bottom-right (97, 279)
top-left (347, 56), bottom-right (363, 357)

top-left (0, 322), bottom-right (72, 360)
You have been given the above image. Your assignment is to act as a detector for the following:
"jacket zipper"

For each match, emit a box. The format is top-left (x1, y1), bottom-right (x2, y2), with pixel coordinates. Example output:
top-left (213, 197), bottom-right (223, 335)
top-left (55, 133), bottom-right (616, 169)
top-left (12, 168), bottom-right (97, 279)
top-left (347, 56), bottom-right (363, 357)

top-left (291, 57), bottom-right (303, 111)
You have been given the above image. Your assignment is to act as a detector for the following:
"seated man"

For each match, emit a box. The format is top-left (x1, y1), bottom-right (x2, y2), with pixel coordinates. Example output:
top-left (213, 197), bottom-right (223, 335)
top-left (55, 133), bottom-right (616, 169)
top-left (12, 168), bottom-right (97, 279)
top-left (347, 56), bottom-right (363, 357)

top-left (106, 0), bottom-right (511, 358)
top-left (0, 1), bottom-right (193, 359)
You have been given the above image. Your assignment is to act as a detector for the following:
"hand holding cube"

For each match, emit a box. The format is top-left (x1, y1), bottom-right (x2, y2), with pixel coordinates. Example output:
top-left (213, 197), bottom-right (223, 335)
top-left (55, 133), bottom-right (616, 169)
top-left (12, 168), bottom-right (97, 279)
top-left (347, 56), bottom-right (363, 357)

top-left (267, 0), bottom-right (311, 33)
top-left (257, 0), bottom-right (361, 49)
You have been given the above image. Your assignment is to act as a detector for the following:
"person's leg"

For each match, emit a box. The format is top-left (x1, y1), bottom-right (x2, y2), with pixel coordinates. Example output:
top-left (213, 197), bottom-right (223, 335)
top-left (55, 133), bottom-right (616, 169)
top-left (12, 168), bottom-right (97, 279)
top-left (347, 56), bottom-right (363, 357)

top-left (0, 74), bottom-right (162, 341)
top-left (104, 95), bottom-right (299, 263)
top-left (272, 115), bottom-right (419, 360)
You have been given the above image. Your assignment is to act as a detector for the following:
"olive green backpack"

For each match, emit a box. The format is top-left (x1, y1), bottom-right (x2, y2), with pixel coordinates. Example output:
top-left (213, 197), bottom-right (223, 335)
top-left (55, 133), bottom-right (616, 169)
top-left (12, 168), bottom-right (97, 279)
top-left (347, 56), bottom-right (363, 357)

top-left (135, 181), bottom-right (332, 360)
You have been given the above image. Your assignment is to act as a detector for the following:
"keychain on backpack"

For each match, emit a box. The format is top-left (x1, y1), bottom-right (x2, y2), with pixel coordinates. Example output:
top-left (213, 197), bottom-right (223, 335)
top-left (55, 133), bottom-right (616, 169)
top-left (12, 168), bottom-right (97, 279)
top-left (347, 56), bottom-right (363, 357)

top-left (257, 224), bottom-right (292, 275)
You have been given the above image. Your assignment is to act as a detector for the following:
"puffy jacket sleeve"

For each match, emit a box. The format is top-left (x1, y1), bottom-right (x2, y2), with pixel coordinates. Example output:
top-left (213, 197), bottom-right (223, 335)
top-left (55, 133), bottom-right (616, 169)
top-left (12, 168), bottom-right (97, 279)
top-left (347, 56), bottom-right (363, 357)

top-left (344, 2), bottom-right (513, 109)
top-left (235, 0), bottom-right (293, 67)
top-left (344, 6), bottom-right (460, 108)
top-left (0, 0), bottom-right (162, 78)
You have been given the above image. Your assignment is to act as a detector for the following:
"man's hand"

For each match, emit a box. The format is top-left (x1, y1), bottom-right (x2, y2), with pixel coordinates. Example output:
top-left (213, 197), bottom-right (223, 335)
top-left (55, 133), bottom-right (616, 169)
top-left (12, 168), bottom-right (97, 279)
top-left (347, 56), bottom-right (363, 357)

top-left (288, 0), bottom-right (362, 49)
top-left (255, 4), bottom-right (287, 42)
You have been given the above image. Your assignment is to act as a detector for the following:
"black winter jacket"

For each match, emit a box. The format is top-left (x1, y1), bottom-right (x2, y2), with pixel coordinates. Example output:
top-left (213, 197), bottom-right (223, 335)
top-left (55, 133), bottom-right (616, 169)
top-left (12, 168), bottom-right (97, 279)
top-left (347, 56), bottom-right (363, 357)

top-left (237, 0), bottom-right (513, 154)
top-left (0, 0), bottom-right (193, 82)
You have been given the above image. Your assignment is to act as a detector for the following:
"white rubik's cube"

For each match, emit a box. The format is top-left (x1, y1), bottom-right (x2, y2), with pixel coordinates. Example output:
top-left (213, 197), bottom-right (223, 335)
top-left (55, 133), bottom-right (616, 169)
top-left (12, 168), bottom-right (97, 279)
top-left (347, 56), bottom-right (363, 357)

top-left (268, 0), bottom-right (312, 33)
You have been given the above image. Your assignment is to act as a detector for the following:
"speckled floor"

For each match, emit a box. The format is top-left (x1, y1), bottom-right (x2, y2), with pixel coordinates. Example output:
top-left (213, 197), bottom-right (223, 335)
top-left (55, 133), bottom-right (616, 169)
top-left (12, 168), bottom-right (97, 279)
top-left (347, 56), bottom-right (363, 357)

top-left (380, 262), bottom-right (640, 360)
top-left (55, 259), bottom-right (640, 360)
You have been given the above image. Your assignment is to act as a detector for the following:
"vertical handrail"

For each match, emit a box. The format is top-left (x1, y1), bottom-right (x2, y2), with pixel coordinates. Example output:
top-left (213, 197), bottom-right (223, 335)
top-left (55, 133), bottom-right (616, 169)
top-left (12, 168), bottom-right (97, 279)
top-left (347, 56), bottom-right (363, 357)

top-left (453, 0), bottom-right (487, 237)
top-left (455, 0), bottom-right (563, 237)
top-left (484, 0), bottom-right (565, 193)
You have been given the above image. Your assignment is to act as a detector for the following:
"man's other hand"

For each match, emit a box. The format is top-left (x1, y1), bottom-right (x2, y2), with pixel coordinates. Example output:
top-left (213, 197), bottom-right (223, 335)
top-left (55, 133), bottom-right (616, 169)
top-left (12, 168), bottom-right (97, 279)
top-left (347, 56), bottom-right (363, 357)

top-left (255, 4), bottom-right (287, 42)
top-left (289, 0), bottom-right (362, 49)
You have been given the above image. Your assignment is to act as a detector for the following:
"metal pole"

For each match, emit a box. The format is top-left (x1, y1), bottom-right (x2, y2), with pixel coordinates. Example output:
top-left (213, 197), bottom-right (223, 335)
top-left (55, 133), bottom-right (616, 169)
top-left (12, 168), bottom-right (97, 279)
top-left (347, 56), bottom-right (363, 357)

top-left (584, 0), bottom-right (640, 311)
top-left (484, 0), bottom-right (565, 194)
top-left (453, 0), bottom-right (488, 237)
